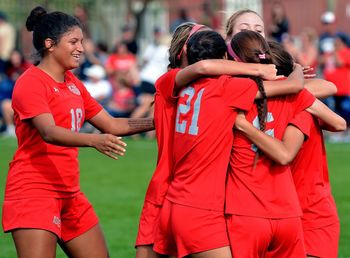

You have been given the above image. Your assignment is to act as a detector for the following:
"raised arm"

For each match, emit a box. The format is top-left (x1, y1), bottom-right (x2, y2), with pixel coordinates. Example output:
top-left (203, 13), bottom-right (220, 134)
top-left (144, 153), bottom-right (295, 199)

top-left (304, 79), bottom-right (337, 99)
top-left (306, 99), bottom-right (347, 132)
top-left (260, 63), bottom-right (304, 99)
top-left (175, 59), bottom-right (278, 88)
top-left (234, 113), bottom-right (305, 165)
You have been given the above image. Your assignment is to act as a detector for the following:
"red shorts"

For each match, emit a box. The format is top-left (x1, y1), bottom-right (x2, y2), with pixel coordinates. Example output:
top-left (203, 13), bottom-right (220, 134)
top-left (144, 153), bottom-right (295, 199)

top-left (226, 215), bottom-right (305, 258)
top-left (2, 192), bottom-right (98, 242)
top-left (135, 200), bottom-right (162, 246)
top-left (304, 222), bottom-right (340, 258)
top-left (154, 199), bottom-right (229, 257)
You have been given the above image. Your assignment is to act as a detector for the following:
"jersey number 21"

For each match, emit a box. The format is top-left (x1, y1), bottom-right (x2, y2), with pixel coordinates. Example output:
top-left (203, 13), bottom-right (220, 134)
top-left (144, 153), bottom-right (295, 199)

top-left (175, 87), bottom-right (204, 136)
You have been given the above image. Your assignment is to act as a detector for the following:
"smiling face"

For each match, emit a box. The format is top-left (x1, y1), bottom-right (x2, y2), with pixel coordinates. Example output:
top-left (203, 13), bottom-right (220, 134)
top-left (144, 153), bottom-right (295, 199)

top-left (232, 12), bottom-right (265, 38)
top-left (49, 26), bottom-right (84, 70)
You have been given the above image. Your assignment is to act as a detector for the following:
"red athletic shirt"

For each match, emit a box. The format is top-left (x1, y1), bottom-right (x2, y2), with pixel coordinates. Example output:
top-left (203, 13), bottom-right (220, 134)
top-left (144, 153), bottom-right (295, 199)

top-left (105, 53), bottom-right (137, 72)
top-left (289, 111), bottom-right (339, 229)
top-left (166, 75), bottom-right (258, 212)
top-left (324, 47), bottom-right (350, 96)
top-left (5, 66), bottom-right (102, 199)
top-left (226, 89), bottom-right (316, 218)
top-left (144, 68), bottom-right (180, 205)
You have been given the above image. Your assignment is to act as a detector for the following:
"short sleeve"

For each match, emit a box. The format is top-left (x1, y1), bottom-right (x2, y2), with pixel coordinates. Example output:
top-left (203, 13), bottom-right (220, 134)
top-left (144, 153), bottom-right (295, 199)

top-left (155, 68), bottom-right (180, 103)
top-left (12, 75), bottom-right (51, 120)
top-left (289, 111), bottom-right (313, 139)
top-left (293, 89), bottom-right (316, 113)
top-left (222, 76), bottom-right (258, 111)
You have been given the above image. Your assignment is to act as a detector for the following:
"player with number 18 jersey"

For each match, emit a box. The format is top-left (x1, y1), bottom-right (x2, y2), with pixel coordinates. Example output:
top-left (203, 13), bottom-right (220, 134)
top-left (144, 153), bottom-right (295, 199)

top-left (4, 65), bottom-right (102, 200)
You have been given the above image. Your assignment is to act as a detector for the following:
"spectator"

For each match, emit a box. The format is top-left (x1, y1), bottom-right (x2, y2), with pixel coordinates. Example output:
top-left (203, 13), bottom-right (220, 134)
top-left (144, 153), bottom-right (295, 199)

top-left (106, 75), bottom-right (136, 118)
top-left (83, 65), bottom-right (112, 106)
top-left (0, 11), bottom-right (16, 62)
top-left (105, 40), bottom-right (139, 89)
top-left (201, 2), bottom-right (220, 30)
top-left (319, 11), bottom-right (337, 55)
top-left (96, 41), bottom-right (109, 66)
top-left (74, 4), bottom-right (91, 38)
top-left (321, 32), bottom-right (350, 141)
top-left (283, 27), bottom-right (318, 72)
top-left (0, 50), bottom-right (30, 137)
top-left (170, 8), bottom-right (195, 33)
top-left (131, 28), bottom-right (170, 122)
top-left (121, 25), bottom-right (138, 55)
top-left (269, 1), bottom-right (289, 43)
top-left (75, 38), bottom-right (101, 80)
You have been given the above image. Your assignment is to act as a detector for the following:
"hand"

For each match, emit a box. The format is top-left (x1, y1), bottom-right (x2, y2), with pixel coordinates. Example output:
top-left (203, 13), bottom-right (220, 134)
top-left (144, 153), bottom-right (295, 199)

top-left (234, 111), bottom-right (249, 131)
top-left (302, 66), bottom-right (316, 78)
top-left (91, 134), bottom-right (127, 160)
top-left (259, 64), bottom-right (282, 81)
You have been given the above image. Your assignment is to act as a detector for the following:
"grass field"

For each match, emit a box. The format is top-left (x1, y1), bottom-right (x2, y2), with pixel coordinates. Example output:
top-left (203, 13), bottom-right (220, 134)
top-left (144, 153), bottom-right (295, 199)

top-left (0, 137), bottom-right (349, 257)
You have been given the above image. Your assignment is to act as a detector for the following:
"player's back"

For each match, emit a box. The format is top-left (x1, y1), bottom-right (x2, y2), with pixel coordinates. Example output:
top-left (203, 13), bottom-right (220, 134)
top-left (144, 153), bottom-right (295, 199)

top-left (226, 89), bottom-right (316, 218)
top-left (167, 75), bottom-right (258, 212)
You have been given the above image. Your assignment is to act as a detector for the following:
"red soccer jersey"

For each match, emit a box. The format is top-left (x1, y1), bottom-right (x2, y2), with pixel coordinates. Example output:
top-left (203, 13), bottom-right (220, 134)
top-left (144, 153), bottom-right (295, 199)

top-left (226, 89), bottom-right (316, 218)
top-left (5, 66), bottom-right (102, 199)
top-left (324, 47), bottom-right (350, 96)
top-left (144, 68), bottom-right (180, 205)
top-left (166, 75), bottom-right (258, 212)
top-left (289, 111), bottom-right (339, 229)
top-left (105, 53), bottom-right (137, 72)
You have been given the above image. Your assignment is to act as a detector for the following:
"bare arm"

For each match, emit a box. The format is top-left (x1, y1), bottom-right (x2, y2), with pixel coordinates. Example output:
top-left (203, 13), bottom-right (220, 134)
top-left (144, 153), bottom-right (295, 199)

top-left (175, 59), bottom-right (278, 88)
top-left (234, 113), bottom-right (304, 165)
top-left (261, 64), bottom-right (304, 99)
top-left (306, 99), bottom-right (347, 132)
top-left (89, 109), bottom-right (155, 136)
top-left (304, 79), bottom-right (337, 99)
top-left (32, 113), bottom-right (126, 160)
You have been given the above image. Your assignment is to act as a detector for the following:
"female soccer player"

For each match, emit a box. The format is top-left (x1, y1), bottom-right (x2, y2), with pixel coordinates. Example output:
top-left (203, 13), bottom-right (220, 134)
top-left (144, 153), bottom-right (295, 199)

top-left (151, 27), bottom-right (311, 257)
top-left (224, 30), bottom-right (343, 258)
top-left (2, 6), bottom-right (154, 258)
top-left (234, 42), bottom-right (343, 258)
top-left (135, 22), bottom-right (301, 258)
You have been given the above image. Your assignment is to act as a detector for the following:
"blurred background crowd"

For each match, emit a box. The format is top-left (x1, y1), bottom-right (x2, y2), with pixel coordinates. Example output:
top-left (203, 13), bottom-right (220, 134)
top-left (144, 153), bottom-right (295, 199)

top-left (0, 0), bottom-right (350, 141)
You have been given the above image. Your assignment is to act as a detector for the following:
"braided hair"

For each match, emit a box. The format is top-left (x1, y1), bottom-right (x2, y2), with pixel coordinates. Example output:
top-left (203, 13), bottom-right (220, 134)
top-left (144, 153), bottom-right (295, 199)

top-left (230, 30), bottom-right (271, 133)
top-left (229, 30), bottom-right (273, 164)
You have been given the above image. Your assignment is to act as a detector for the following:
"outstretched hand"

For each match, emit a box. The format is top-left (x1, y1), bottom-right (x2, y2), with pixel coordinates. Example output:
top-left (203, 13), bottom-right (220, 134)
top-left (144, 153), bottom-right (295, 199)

top-left (91, 134), bottom-right (127, 160)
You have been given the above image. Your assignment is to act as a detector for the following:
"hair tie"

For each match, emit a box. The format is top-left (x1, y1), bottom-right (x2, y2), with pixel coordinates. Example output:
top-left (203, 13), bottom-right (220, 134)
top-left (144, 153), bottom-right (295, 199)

top-left (227, 42), bottom-right (242, 62)
top-left (258, 53), bottom-right (266, 59)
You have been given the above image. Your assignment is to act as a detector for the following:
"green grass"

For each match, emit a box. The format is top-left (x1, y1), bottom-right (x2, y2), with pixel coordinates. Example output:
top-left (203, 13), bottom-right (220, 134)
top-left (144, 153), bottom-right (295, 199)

top-left (0, 137), bottom-right (349, 257)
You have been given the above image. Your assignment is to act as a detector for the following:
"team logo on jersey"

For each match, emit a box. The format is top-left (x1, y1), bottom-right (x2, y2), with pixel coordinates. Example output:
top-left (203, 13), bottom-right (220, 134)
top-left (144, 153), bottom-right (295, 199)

top-left (53, 87), bottom-right (59, 93)
top-left (52, 216), bottom-right (61, 228)
top-left (67, 83), bottom-right (81, 95)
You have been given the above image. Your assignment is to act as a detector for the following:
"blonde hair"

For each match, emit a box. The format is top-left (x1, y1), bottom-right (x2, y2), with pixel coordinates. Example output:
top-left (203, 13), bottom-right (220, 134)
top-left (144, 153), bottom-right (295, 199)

top-left (168, 22), bottom-right (196, 69)
top-left (225, 9), bottom-right (262, 40)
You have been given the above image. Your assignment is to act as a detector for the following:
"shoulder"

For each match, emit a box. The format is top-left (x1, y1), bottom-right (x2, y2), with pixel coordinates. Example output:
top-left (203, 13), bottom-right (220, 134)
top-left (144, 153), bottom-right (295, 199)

top-left (222, 75), bottom-right (255, 85)
top-left (15, 66), bottom-right (46, 90)
top-left (156, 68), bottom-right (180, 84)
